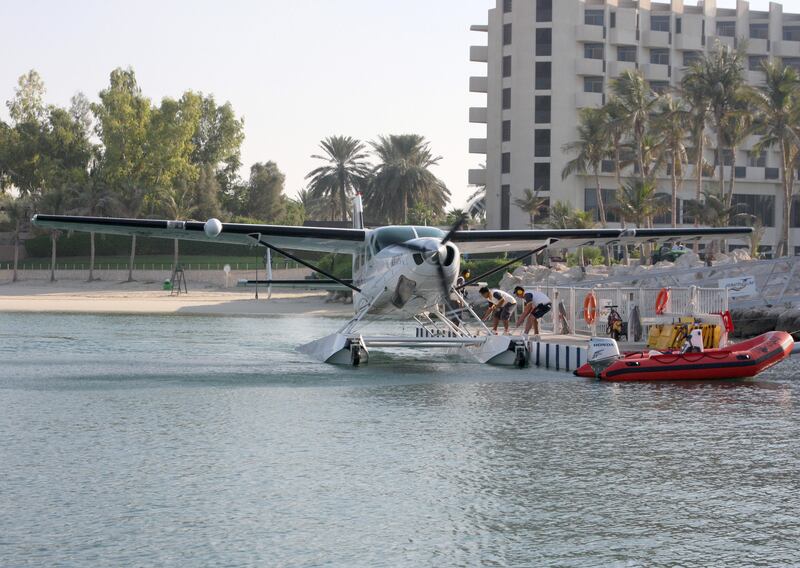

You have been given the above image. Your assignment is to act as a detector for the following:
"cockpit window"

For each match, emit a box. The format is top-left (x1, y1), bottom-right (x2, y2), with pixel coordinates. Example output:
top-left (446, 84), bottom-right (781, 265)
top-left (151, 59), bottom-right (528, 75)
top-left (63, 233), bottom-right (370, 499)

top-left (373, 226), bottom-right (445, 252)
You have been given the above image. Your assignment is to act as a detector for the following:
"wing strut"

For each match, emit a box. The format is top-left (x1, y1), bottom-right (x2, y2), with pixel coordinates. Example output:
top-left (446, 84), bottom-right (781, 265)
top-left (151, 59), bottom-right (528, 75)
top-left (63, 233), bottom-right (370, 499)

top-left (249, 234), bottom-right (362, 293)
top-left (458, 242), bottom-right (551, 290)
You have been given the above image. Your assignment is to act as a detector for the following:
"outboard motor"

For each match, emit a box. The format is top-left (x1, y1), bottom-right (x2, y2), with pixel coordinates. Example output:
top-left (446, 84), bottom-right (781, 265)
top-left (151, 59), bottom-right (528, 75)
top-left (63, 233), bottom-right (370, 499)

top-left (587, 337), bottom-right (622, 377)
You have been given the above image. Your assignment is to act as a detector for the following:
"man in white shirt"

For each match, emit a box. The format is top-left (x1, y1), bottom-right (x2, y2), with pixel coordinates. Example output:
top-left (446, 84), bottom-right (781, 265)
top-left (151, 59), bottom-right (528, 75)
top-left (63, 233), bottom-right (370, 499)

top-left (513, 286), bottom-right (552, 336)
top-left (480, 286), bottom-right (518, 334)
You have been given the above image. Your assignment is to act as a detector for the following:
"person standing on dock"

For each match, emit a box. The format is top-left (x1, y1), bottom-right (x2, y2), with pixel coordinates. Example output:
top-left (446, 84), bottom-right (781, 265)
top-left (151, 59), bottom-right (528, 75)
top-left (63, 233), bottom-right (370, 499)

top-left (514, 286), bottom-right (552, 337)
top-left (480, 286), bottom-right (517, 335)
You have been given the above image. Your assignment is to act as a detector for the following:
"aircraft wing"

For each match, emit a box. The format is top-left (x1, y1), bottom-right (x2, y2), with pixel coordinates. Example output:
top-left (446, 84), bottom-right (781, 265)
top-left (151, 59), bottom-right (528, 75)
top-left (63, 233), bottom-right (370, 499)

top-left (451, 227), bottom-right (753, 255)
top-left (31, 215), bottom-right (366, 254)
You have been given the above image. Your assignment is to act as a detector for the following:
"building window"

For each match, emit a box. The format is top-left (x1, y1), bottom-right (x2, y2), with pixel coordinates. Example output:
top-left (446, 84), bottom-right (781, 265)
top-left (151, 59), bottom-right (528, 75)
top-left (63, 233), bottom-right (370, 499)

top-left (751, 23), bottom-right (768, 39)
top-left (503, 55), bottom-right (512, 77)
top-left (503, 0), bottom-right (512, 13)
top-left (535, 96), bottom-right (551, 123)
top-left (502, 120), bottom-right (511, 142)
top-left (534, 130), bottom-right (550, 157)
top-left (651, 15), bottom-right (670, 33)
top-left (584, 43), bottom-right (604, 60)
top-left (584, 188), bottom-right (620, 223)
top-left (784, 26), bottom-right (800, 42)
top-left (601, 160), bottom-right (614, 173)
top-left (503, 23), bottom-right (512, 45)
top-left (650, 81), bottom-right (669, 94)
top-left (536, 0), bottom-right (552, 23)
top-left (683, 51), bottom-right (702, 66)
top-left (501, 185), bottom-right (510, 229)
top-left (731, 194), bottom-right (775, 227)
top-left (585, 9), bottom-right (604, 26)
top-left (748, 150), bottom-right (766, 167)
top-left (717, 21), bottom-right (736, 37)
top-left (501, 152), bottom-right (511, 174)
top-left (765, 167), bottom-right (779, 180)
top-left (714, 149), bottom-right (734, 167)
top-left (584, 76), bottom-right (604, 93)
top-left (610, 12), bottom-right (616, 28)
top-left (536, 28), bottom-right (552, 56)
top-left (618, 46), bottom-right (637, 62)
top-left (749, 56), bottom-right (767, 71)
top-left (650, 49), bottom-right (670, 66)
top-left (535, 62), bottom-right (551, 90)
top-left (502, 87), bottom-right (511, 109)
top-left (676, 17), bottom-right (682, 34)
top-left (784, 57), bottom-right (800, 72)
top-left (534, 163), bottom-right (550, 192)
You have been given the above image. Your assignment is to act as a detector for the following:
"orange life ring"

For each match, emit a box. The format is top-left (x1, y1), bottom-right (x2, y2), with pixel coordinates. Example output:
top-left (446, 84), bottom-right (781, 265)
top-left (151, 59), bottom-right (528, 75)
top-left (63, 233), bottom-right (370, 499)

top-left (583, 292), bottom-right (598, 324)
top-left (655, 288), bottom-right (670, 315)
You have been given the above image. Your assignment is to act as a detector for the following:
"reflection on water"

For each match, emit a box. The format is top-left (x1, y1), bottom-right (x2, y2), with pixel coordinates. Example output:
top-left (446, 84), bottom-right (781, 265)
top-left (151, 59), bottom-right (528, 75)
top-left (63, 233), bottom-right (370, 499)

top-left (0, 313), bottom-right (798, 567)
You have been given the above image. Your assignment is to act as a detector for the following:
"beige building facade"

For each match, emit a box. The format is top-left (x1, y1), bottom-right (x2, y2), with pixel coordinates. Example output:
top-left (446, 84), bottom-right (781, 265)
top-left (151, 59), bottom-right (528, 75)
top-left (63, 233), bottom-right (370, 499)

top-left (470, 0), bottom-right (800, 255)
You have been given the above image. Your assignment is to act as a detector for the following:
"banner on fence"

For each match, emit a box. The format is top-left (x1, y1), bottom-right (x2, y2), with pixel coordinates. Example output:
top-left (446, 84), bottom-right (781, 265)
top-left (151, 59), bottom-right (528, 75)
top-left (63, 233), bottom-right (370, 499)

top-left (718, 275), bottom-right (757, 299)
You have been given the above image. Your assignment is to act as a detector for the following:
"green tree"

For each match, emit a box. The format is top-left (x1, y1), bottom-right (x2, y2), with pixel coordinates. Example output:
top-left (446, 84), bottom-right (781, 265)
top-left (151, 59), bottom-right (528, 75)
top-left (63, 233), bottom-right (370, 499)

top-left (296, 188), bottom-right (326, 220)
top-left (193, 163), bottom-right (222, 220)
top-left (247, 161), bottom-right (285, 222)
top-left (615, 178), bottom-right (668, 228)
top-left (562, 107), bottom-right (610, 226)
top-left (609, 69), bottom-right (661, 183)
top-left (681, 43), bottom-right (747, 206)
top-left (654, 94), bottom-right (691, 227)
top-left (366, 134), bottom-right (450, 224)
top-left (752, 60), bottom-right (800, 257)
top-left (6, 70), bottom-right (47, 124)
top-left (306, 136), bottom-right (371, 222)
top-left (191, 94), bottom-right (245, 192)
top-left (513, 188), bottom-right (548, 228)
top-left (0, 195), bottom-right (33, 282)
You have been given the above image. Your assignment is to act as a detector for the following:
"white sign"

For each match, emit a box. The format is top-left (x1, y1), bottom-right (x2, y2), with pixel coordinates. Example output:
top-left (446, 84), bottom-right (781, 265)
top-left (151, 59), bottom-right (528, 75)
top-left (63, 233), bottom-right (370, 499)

top-left (719, 276), bottom-right (757, 299)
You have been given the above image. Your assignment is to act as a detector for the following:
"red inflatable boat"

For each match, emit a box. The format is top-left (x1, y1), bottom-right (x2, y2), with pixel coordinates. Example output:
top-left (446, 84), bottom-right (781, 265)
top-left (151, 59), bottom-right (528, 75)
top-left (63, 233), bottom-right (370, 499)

top-left (575, 331), bottom-right (794, 382)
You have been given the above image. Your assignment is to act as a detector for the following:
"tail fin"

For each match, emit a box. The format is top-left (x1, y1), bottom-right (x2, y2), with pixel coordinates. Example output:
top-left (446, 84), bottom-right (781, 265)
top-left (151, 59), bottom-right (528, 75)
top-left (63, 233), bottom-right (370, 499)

top-left (352, 194), bottom-right (364, 229)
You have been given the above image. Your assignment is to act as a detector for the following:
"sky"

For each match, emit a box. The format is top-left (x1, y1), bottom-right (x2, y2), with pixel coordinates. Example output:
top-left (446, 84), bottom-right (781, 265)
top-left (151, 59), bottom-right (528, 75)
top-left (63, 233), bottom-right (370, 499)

top-left (2, 0), bottom-right (800, 208)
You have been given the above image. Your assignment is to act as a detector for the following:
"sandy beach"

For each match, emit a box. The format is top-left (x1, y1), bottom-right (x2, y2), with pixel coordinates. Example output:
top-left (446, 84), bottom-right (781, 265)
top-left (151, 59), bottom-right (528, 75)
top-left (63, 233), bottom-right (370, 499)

top-left (0, 280), bottom-right (354, 317)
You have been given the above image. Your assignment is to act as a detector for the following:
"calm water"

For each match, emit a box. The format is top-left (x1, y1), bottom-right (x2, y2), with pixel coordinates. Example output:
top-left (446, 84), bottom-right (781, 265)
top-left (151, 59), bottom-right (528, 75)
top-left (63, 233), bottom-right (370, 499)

top-left (1, 313), bottom-right (799, 567)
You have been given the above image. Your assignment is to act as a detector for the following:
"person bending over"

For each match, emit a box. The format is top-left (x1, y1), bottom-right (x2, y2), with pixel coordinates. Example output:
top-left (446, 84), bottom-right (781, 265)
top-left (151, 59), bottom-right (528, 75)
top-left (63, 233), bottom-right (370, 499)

top-left (480, 286), bottom-right (517, 335)
top-left (513, 286), bottom-right (552, 337)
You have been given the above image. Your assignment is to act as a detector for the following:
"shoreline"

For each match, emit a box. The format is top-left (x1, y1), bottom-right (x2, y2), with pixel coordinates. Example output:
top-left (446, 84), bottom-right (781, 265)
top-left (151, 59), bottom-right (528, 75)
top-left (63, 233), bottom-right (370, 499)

top-left (0, 280), bottom-right (354, 318)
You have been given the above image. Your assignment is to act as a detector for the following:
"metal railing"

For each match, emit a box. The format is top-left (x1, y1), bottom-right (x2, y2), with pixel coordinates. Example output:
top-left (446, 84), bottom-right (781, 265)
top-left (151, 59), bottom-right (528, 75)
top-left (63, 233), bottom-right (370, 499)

top-left (519, 285), bottom-right (728, 337)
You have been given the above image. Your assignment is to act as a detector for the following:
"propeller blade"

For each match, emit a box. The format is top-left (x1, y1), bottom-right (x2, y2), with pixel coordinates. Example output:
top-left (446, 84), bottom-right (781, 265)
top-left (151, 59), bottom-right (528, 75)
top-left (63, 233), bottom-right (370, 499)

top-left (441, 213), bottom-right (469, 246)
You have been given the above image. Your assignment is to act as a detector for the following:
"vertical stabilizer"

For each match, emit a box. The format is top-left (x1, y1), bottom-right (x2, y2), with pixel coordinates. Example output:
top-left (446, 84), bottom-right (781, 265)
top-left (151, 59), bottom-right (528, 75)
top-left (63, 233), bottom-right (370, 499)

top-left (352, 194), bottom-right (364, 229)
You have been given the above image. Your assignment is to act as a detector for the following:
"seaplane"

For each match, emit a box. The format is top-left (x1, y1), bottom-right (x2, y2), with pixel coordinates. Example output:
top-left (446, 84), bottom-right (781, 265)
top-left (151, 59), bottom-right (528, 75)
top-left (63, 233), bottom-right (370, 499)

top-left (32, 196), bottom-right (752, 367)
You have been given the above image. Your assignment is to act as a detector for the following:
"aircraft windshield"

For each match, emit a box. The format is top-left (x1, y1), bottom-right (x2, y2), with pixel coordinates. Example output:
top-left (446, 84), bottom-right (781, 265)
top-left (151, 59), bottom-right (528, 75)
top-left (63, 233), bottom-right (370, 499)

top-left (373, 226), bottom-right (445, 252)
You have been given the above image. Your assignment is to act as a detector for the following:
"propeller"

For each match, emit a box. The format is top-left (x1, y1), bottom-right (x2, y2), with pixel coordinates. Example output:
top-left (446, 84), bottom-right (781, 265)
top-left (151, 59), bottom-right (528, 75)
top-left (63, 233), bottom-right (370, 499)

top-left (397, 213), bottom-right (469, 308)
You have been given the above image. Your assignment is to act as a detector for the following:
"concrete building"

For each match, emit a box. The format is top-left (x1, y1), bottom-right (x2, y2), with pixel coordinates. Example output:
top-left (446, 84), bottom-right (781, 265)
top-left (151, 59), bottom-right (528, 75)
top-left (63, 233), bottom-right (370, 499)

top-left (469, 0), bottom-right (800, 255)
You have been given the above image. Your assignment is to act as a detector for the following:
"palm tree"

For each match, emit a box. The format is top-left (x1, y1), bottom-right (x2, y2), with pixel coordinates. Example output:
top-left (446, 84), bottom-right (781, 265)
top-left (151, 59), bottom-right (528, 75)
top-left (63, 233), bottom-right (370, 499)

top-left (562, 107), bottom-right (610, 226)
top-left (609, 69), bottom-right (661, 185)
top-left (601, 100), bottom-right (632, 196)
top-left (681, 43), bottom-right (747, 209)
top-left (684, 187), bottom-right (752, 227)
top-left (513, 188), bottom-right (547, 228)
top-left (680, 76), bottom-right (712, 226)
top-left (296, 188), bottom-right (326, 220)
top-left (161, 183), bottom-right (199, 268)
top-left (615, 178), bottom-right (668, 228)
top-left (752, 60), bottom-right (800, 257)
top-left (366, 134), bottom-right (450, 224)
top-left (70, 178), bottom-right (118, 281)
top-left (720, 93), bottom-right (754, 205)
top-left (654, 95), bottom-right (691, 227)
top-left (305, 136), bottom-right (371, 222)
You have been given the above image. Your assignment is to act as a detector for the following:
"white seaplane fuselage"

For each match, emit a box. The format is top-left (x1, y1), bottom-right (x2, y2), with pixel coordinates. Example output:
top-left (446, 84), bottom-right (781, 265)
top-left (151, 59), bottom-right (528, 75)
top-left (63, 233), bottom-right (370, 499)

top-left (350, 226), bottom-right (460, 317)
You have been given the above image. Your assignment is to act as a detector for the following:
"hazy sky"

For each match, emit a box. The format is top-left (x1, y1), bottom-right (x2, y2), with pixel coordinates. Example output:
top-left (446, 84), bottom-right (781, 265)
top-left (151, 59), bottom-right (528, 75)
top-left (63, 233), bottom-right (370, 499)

top-left (2, 0), bottom-right (800, 208)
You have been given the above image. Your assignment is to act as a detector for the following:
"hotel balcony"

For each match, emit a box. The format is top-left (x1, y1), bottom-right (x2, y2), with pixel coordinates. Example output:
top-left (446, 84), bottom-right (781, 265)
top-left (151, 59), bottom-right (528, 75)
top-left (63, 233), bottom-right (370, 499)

top-left (608, 27), bottom-right (636, 46)
top-left (641, 63), bottom-right (670, 81)
top-left (468, 168), bottom-right (486, 186)
top-left (607, 60), bottom-right (636, 77)
top-left (773, 40), bottom-right (800, 58)
top-left (469, 138), bottom-right (487, 154)
top-left (469, 107), bottom-right (487, 124)
top-left (708, 35), bottom-right (735, 50)
top-left (746, 38), bottom-right (769, 55)
top-left (575, 24), bottom-right (604, 43)
top-left (469, 76), bottom-right (488, 93)
top-left (470, 45), bottom-right (488, 63)
top-left (674, 33), bottom-right (703, 51)
top-left (575, 58), bottom-right (604, 76)
top-left (746, 70), bottom-right (767, 86)
top-left (575, 91), bottom-right (603, 108)
top-left (641, 29), bottom-right (670, 48)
